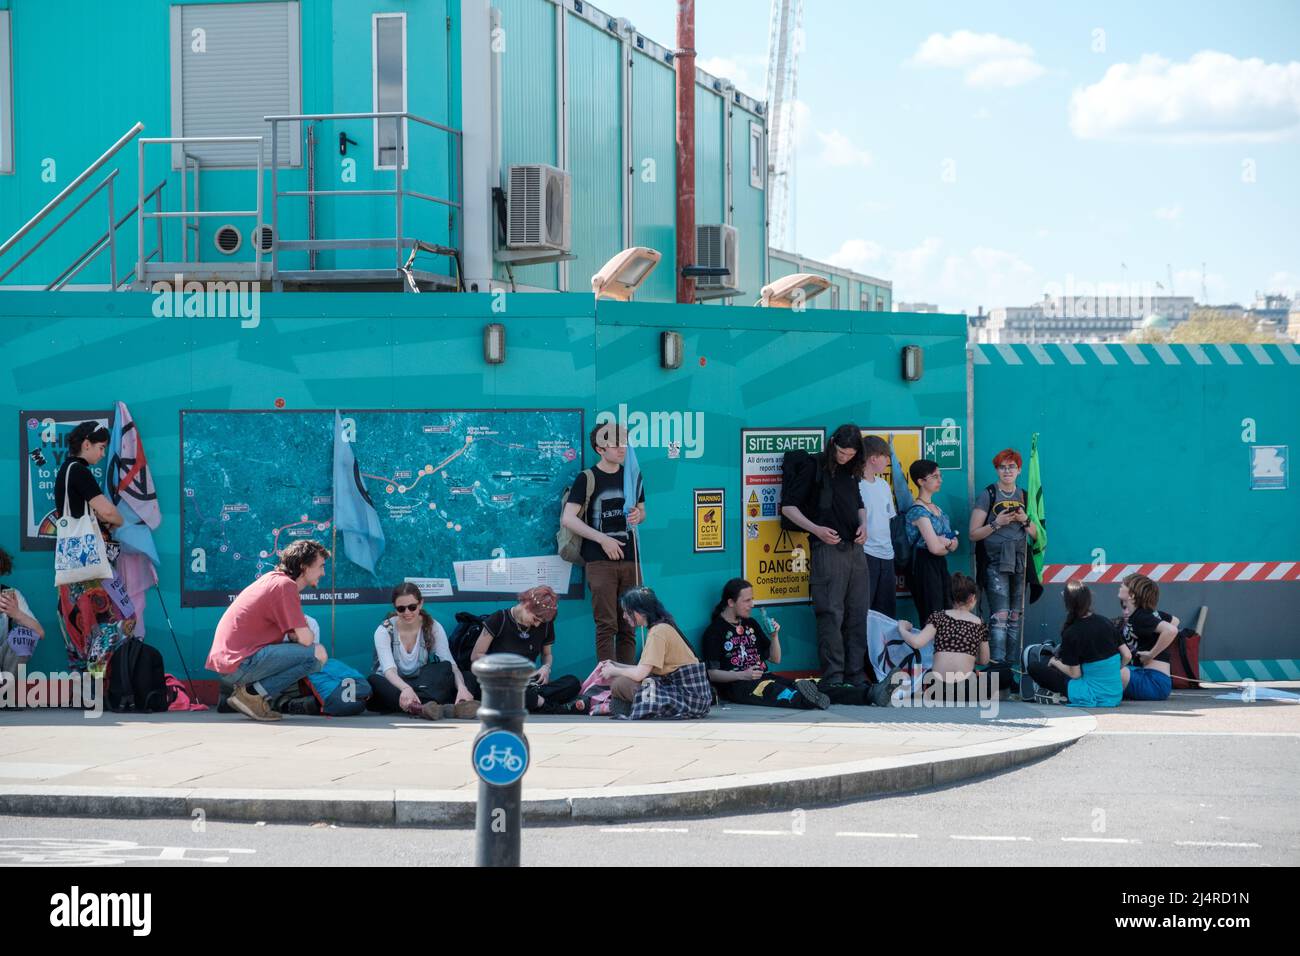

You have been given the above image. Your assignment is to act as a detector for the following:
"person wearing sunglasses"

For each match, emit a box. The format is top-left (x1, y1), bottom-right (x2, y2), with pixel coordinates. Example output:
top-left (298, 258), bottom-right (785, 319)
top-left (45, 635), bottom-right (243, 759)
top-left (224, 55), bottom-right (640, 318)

top-left (367, 583), bottom-right (477, 719)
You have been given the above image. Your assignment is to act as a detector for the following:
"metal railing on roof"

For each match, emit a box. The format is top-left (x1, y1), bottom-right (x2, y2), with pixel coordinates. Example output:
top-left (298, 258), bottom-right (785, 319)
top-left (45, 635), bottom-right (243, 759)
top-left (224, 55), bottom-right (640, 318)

top-left (0, 121), bottom-right (167, 289)
top-left (265, 110), bottom-right (463, 288)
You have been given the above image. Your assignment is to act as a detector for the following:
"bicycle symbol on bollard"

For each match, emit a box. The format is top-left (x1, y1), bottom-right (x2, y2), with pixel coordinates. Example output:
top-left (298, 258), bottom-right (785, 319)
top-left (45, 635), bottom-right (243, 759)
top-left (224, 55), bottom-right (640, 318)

top-left (473, 729), bottom-right (530, 787)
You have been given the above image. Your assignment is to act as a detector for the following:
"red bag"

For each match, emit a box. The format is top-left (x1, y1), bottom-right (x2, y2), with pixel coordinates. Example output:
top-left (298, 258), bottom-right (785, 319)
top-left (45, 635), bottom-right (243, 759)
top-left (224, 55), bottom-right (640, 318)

top-left (1169, 628), bottom-right (1202, 689)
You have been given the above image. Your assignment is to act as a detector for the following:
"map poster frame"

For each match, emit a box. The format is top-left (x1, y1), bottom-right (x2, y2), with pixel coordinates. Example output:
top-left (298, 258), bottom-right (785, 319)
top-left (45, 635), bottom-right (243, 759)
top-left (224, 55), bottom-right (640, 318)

top-left (19, 409), bottom-right (113, 551)
top-left (740, 426), bottom-right (825, 607)
top-left (179, 408), bottom-right (585, 607)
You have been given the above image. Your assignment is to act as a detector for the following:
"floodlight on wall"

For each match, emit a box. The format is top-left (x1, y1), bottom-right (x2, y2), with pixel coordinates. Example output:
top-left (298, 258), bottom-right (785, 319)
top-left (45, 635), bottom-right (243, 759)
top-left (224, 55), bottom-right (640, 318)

top-left (592, 247), bottom-right (662, 301)
top-left (484, 323), bottom-right (506, 365)
top-left (902, 345), bottom-right (924, 382)
top-left (758, 273), bottom-right (832, 308)
top-left (660, 331), bottom-right (683, 370)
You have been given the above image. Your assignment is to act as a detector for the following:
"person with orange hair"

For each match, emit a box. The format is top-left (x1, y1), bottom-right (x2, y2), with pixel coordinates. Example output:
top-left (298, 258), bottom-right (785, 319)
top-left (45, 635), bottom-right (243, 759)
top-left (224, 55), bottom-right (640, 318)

top-left (969, 448), bottom-right (1038, 667)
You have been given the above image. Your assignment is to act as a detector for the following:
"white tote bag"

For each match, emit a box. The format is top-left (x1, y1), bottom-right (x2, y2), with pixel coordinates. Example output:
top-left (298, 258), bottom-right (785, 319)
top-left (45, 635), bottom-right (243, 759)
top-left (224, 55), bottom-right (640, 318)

top-left (53, 464), bottom-right (113, 586)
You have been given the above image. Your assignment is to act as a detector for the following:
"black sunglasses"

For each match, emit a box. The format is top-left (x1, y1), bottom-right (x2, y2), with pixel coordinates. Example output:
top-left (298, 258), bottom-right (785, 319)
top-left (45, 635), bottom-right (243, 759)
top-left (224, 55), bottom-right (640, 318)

top-left (395, 603), bottom-right (420, 613)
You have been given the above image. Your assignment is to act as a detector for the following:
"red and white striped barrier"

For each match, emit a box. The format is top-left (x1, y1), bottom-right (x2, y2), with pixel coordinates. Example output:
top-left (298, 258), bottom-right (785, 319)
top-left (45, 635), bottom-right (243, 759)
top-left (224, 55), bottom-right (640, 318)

top-left (1043, 562), bottom-right (1300, 584)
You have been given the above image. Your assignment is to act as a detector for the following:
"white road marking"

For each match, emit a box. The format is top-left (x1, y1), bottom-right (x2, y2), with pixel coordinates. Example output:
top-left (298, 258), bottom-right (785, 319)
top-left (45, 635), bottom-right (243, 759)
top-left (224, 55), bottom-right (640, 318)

top-left (1174, 841), bottom-right (1261, 848)
top-left (836, 832), bottom-right (919, 839)
top-left (599, 827), bottom-right (688, 833)
top-left (1093, 731), bottom-right (1300, 737)
top-left (950, 835), bottom-right (1033, 842)
top-left (1061, 837), bottom-right (1140, 844)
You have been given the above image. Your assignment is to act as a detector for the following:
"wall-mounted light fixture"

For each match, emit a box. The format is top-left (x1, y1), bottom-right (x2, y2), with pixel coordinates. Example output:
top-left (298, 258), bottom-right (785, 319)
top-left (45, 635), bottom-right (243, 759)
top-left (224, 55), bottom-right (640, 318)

top-left (592, 247), bottom-right (662, 301)
top-left (661, 331), bottom-right (683, 370)
top-left (758, 273), bottom-right (832, 308)
top-left (901, 345), bottom-right (924, 382)
top-left (484, 323), bottom-right (506, 364)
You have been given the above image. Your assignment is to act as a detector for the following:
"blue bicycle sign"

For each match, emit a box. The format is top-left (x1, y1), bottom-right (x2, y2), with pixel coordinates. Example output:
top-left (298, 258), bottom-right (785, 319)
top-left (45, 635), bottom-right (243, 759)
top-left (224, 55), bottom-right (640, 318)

top-left (473, 730), bottom-right (529, 787)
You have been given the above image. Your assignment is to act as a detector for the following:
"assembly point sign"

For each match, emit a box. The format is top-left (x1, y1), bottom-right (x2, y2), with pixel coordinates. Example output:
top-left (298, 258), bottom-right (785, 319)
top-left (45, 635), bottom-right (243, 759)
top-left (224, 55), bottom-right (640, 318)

top-left (741, 427), bottom-right (824, 605)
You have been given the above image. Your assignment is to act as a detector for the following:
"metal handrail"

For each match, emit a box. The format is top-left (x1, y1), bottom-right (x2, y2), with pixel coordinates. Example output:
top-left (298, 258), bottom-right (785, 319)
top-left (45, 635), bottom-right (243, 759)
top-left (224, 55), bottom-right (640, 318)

top-left (266, 111), bottom-right (463, 284)
top-left (48, 179), bottom-right (168, 291)
top-left (0, 121), bottom-right (144, 261)
top-left (138, 136), bottom-right (264, 285)
top-left (0, 170), bottom-right (119, 283)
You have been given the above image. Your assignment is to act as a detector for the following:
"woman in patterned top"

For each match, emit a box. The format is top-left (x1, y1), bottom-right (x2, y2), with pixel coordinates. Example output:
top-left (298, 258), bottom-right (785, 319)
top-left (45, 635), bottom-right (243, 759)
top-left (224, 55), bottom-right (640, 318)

top-left (904, 459), bottom-right (959, 625)
top-left (897, 573), bottom-right (1013, 701)
top-left (701, 578), bottom-right (830, 710)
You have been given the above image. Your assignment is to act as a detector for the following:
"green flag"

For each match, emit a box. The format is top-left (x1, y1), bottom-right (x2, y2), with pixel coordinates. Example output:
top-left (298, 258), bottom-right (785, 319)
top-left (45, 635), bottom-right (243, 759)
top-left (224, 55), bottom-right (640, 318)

top-left (1026, 432), bottom-right (1047, 579)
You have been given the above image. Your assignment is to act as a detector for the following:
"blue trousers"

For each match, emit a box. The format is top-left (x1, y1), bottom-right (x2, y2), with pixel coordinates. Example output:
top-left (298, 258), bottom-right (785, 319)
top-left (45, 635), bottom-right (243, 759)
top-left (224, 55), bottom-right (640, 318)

top-left (229, 642), bottom-right (321, 699)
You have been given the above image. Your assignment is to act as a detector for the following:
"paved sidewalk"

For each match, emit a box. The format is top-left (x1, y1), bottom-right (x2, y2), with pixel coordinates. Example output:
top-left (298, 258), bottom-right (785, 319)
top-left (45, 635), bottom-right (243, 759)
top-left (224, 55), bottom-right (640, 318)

top-left (0, 697), bottom-right (1091, 824)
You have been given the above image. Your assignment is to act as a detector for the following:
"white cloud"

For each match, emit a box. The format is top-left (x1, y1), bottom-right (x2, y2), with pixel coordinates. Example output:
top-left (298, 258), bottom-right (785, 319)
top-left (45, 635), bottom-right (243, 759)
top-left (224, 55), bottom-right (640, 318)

top-left (816, 129), bottom-right (873, 167)
top-left (1069, 51), bottom-right (1300, 142)
top-left (1265, 271), bottom-right (1300, 296)
top-left (1154, 204), bottom-right (1183, 221)
top-left (907, 30), bottom-right (1045, 88)
top-left (909, 30), bottom-right (1033, 69)
top-left (696, 56), bottom-right (756, 93)
top-left (825, 237), bottom-right (1040, 313)
top-left (966, 57), bottom-right (1046, 88)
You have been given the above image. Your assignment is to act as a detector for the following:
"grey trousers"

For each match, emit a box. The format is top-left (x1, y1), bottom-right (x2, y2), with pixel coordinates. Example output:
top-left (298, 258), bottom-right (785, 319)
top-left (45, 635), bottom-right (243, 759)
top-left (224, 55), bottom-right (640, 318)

top-left (809, 540), bottom-right (870, 683)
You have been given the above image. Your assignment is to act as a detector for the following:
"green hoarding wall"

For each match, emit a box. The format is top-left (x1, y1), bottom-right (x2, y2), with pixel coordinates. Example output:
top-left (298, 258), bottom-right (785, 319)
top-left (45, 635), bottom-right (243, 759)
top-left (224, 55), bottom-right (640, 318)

top-left (0, 292), bottom-right (967, 681)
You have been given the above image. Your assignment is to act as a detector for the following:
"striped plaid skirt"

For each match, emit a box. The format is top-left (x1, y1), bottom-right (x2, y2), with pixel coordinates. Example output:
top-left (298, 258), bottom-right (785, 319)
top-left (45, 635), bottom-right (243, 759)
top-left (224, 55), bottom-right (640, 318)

top-left (628, 662), bottom-right (712, 720)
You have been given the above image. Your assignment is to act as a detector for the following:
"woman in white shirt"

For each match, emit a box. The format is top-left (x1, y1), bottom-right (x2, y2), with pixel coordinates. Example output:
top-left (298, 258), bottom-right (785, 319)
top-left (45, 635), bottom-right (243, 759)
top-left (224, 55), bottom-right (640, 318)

top-left (366, 583), bottom-right (477, 720)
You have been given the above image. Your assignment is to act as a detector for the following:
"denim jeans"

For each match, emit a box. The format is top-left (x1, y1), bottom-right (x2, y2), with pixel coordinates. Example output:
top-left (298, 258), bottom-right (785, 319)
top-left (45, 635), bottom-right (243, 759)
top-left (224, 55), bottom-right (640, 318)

top-left (985, 567), bottom-right (1024, 664)
top-left (229, 642), bottom-right (321, 699)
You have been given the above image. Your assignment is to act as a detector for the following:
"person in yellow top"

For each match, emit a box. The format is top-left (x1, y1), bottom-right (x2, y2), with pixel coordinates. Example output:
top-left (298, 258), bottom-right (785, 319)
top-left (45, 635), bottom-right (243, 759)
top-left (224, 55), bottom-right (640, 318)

top-left (594, 587), bottom-right (712, 719)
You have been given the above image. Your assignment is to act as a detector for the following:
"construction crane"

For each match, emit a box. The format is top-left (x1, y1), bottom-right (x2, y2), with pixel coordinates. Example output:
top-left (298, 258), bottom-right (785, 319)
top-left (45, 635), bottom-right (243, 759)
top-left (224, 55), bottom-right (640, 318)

top-left (765, 0), bottom-right (803, 250)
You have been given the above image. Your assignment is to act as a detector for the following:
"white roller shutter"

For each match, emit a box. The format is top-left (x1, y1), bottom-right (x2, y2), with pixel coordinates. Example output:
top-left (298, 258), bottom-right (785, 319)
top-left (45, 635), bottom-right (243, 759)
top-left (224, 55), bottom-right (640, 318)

top-left (171, 1), bottom-right (301, 168)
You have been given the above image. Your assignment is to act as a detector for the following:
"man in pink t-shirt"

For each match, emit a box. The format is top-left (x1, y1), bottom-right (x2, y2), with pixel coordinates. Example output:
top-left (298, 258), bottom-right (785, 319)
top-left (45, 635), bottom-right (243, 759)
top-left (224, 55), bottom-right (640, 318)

top-left (207, 540), bottom-right (330, 722)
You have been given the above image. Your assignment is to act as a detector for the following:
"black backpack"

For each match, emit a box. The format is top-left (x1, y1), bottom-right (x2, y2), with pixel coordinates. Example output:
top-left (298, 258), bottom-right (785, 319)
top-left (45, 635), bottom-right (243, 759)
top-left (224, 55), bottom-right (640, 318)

top-left (778, 450), bottom-right (832, 532)
top-left (107, 638), bottom-right (168, 712)
top-left (448, 611), bottom-right (490, 675)
top-left (890, 510), bottom-right (914, 576)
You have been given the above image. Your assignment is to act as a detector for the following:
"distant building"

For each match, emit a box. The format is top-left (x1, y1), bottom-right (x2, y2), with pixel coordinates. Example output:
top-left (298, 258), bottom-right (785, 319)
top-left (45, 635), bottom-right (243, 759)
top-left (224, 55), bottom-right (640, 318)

top-left (974, 295), bottom-right (1195, 344)
top-left (1247, 293), bottom-right (1293, 338)
top-left (896, 301), bottom-right (939, 313)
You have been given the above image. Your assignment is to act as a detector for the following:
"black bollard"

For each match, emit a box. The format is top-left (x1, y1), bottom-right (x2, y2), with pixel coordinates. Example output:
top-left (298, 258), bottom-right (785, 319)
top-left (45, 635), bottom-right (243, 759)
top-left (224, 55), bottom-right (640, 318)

top-left (471, 653), bottom-right (534, 867)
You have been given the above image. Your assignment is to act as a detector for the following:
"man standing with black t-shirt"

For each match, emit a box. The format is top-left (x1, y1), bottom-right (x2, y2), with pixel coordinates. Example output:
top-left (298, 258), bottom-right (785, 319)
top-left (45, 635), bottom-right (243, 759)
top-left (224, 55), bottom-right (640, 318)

top-left (780, 424), bottom-right (870, 689)
top-left (561, 423), bottom-right (645, 664)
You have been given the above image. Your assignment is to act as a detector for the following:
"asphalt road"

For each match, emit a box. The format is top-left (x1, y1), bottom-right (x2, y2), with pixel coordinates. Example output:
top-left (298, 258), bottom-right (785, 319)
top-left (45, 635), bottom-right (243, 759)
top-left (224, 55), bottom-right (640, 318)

top-left (2, 731), bottom-right (1295, 867)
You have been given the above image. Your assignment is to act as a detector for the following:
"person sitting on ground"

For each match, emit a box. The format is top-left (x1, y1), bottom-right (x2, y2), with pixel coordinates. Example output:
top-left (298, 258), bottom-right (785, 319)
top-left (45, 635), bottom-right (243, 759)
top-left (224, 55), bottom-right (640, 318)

top-left (897, 572), bottom-right (1012, 702)
top-left (594, 587), bottom-right (711, 719)
top-left (904, 459), bottom-right (959, 625)
top-left (467, 586), bottom-right (581, 714)
top-left (702, 578), bottom-right (830, 710)
top-left (1, 546), bottom-right (45, 701)
top-left (367, 583), bottom-right (477, 720)
top-left (1117, 573), bottom-right (1177, 702)
top-left (206, 539), bottom-right (330, 722)
top-left (1026, 581), bottom-right (1129, 707)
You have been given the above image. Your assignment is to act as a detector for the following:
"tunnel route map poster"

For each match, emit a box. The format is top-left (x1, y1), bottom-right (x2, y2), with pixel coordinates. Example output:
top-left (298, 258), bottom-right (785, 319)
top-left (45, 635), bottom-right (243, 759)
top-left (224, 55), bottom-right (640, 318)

top-left (181, 409), bottom-right (583, 606)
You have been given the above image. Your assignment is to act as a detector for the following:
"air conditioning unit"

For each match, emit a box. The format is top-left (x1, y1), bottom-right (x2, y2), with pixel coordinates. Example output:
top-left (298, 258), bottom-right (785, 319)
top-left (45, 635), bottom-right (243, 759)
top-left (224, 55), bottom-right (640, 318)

top-left (695, 223), bottom-right (739, 290)
top-left (506, 164), bottom-right (572, 252)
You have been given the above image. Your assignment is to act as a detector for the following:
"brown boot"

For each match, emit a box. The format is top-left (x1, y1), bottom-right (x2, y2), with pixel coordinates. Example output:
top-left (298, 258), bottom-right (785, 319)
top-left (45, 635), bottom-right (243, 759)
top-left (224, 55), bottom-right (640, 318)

top-left (419, 701), bottom-right (445, 721)
top-left (453, 699), bottom-right (480, 720)
top-left (228, 685), bottom-right (281, 722)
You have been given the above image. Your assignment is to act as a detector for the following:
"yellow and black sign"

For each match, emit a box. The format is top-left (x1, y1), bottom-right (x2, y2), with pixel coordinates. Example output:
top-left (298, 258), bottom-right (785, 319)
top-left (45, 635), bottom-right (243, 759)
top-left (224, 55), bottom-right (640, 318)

top-left (694, 488), bottom-right (725, 552)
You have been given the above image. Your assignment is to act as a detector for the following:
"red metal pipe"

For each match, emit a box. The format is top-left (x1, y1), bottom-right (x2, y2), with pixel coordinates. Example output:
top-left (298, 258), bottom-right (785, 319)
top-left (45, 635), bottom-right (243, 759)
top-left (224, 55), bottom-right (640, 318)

top-left (675, 0), bottom-right (696, 304)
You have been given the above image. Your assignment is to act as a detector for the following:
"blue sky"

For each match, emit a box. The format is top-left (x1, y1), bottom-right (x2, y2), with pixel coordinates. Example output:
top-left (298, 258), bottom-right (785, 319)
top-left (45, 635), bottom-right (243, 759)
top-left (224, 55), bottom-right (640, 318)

top-left (605, 0), bottom-right (1300, 313)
